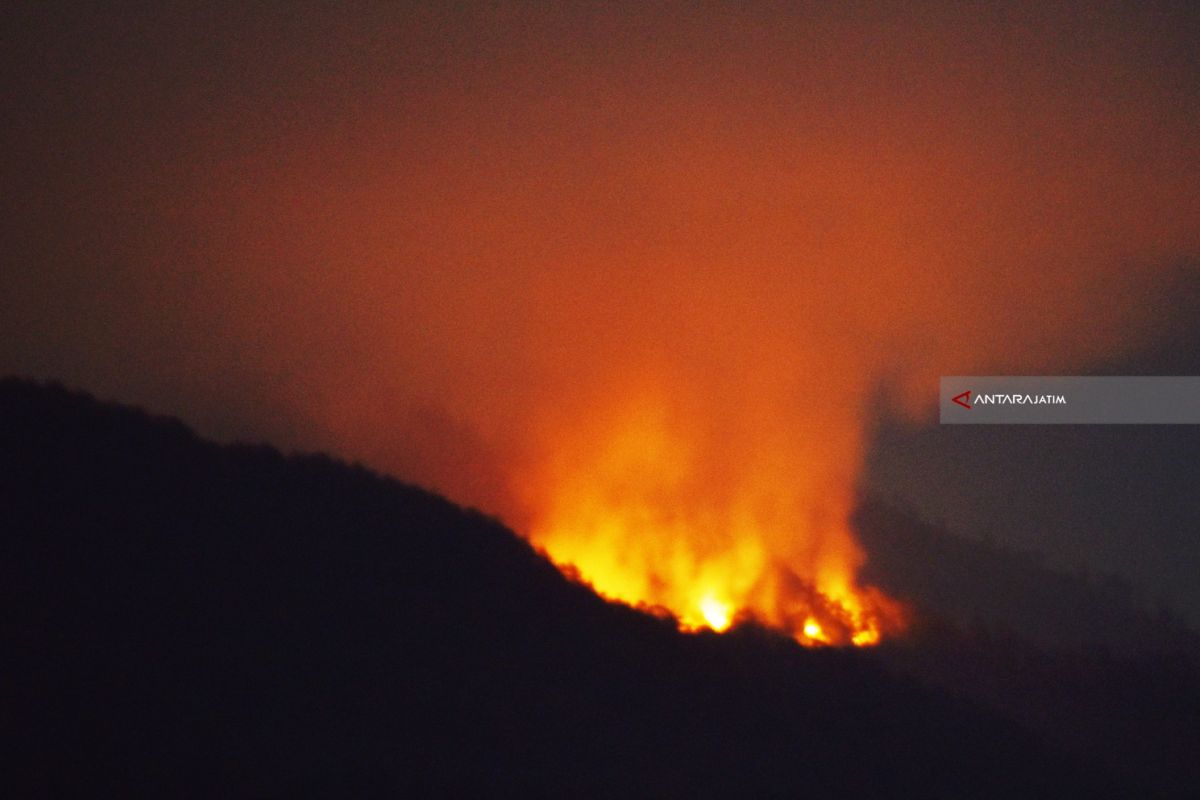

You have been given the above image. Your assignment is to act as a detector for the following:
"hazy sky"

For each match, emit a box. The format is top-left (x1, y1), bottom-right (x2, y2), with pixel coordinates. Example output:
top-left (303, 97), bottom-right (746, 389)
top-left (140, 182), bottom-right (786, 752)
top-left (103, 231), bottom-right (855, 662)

top-left (3, 2), bottom-right (1198, 625)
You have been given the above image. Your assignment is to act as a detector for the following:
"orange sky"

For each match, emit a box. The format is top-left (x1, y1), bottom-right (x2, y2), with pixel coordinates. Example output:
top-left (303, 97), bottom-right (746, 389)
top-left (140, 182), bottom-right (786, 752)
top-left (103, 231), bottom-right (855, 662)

top-left (2, 3), bottom-right (1198, 638)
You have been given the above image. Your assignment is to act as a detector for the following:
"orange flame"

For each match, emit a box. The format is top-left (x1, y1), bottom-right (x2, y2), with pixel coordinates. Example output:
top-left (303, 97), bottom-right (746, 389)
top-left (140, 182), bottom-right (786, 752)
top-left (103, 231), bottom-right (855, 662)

top-left (520, 390), bottom-right (905, 647)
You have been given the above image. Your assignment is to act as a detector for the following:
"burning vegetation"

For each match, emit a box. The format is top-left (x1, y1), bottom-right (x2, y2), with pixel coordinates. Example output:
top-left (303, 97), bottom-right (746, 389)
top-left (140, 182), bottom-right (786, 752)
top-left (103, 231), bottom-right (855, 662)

top-left (519, 389), bottom-right (906, 647)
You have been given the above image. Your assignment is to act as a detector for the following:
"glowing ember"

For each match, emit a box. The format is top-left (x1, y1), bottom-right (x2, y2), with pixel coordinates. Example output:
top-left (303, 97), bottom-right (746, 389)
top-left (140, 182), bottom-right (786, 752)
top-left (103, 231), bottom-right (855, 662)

top-left (699, 594), bottom-right (733, 632)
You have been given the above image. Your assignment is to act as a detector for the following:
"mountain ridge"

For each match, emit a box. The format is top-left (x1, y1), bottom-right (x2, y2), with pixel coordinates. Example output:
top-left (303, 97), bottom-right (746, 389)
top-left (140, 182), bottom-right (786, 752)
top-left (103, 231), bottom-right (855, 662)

top-left (0, 378), bottom-right (1134, 796)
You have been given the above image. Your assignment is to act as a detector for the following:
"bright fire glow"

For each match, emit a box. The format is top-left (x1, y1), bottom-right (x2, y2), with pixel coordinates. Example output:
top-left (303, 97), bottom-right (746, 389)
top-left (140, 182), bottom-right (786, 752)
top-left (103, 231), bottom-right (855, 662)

top-left (699, 594), bottom-right (733, 632)
top-left (522, 391), bottom-right (906, 648)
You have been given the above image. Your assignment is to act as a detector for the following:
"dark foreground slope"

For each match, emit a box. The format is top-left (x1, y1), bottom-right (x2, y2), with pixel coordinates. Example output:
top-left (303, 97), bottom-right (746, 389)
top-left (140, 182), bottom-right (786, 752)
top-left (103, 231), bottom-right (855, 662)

top-left (2, 379), bottom-right (1120, 797)
top-left (855, 500), bottom-right (1200, 796)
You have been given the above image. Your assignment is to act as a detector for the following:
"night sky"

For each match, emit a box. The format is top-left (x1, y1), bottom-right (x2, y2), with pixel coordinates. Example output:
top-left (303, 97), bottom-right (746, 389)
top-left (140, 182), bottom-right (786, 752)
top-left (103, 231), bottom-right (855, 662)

top-left (4, 3), bottom-right (1199, 627)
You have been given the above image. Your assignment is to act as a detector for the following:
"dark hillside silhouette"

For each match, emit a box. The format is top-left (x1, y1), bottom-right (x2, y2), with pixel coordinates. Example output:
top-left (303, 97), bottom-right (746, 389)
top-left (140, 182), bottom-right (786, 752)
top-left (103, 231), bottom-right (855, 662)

top-left (855, 499), bottom-right (1200, 795)
top-left (0, 379), bottom-right (1144, 796)
top-left (854, 498), bottom-right (1200, 654)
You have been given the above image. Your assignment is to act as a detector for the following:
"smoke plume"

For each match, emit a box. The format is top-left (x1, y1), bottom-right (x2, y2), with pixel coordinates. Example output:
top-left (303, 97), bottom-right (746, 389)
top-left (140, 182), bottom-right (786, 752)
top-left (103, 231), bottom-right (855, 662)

top-left (3, 3), bottom-right (1197, 639)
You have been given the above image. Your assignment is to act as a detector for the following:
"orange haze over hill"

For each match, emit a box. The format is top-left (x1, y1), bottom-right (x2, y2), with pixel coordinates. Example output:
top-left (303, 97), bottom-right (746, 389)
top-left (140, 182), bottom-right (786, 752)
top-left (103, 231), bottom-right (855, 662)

top-left (4, 5), bottom-right (1198, 644)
